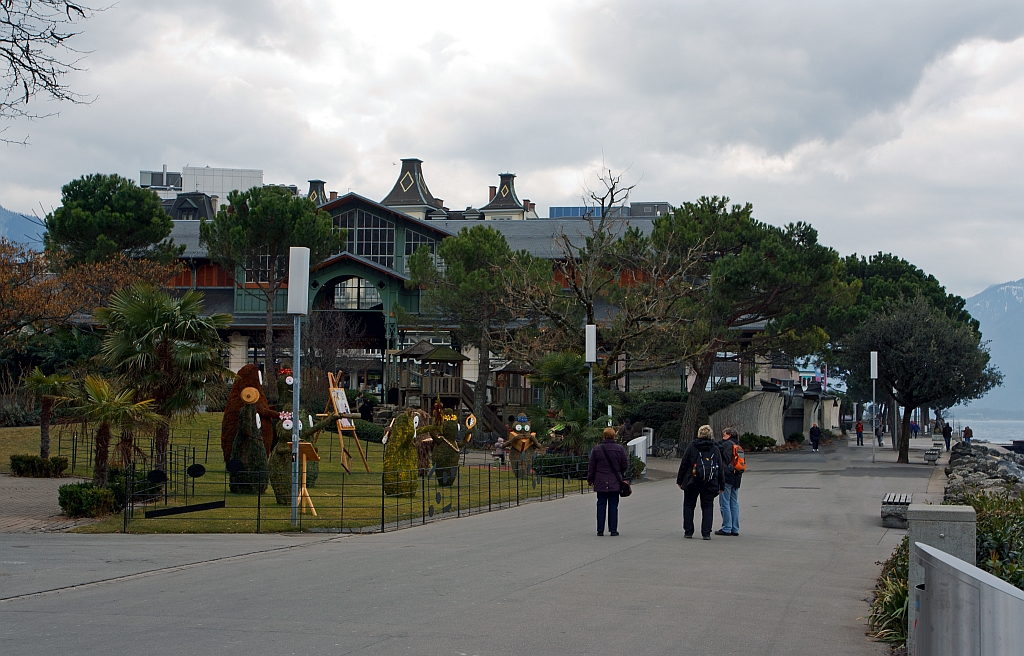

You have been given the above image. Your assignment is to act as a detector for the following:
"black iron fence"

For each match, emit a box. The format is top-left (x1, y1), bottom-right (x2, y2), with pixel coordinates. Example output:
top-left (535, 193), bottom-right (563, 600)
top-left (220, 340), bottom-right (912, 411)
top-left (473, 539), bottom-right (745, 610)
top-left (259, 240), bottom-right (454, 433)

top-left (122, 452), bottom-right (593, 534)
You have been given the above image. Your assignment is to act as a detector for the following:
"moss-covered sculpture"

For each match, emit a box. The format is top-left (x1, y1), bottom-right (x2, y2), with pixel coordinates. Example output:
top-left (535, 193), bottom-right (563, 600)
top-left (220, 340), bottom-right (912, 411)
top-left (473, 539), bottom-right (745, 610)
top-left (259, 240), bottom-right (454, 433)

top-left (431, 412), bottom-right (461, 487)
top-left (220, 364), bottom-right (276, 463)
top-left (267, 407), bottom-right (337, 505)
top-left (229, 403), bottom-right (269, 494)
top-left (506, 413), bottom-right (542, 479)
top-left (383, 411), bottom-right (417, 497)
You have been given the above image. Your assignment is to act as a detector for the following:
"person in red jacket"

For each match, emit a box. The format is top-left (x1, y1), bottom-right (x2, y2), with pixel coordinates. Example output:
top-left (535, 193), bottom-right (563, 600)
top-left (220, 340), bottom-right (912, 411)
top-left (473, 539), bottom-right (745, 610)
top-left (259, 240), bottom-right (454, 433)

top-left (587, 427), bottom-right (629, 536)
top-left (856, 420), bottom-right (864, 446)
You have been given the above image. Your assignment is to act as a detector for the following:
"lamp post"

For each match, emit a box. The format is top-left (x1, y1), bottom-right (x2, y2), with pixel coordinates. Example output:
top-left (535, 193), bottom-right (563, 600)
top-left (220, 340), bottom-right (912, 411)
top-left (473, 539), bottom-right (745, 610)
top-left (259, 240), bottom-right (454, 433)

top-left (585, 324), bottom-right (596, 425)
top-left (870, 350), bottom-right (878, 464)
top-left (287, 247), bottom-right (310, 526)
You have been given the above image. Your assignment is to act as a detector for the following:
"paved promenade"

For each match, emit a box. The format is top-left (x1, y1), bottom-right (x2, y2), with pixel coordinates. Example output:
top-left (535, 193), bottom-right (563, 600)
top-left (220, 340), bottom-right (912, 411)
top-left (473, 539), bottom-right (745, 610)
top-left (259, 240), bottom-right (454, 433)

top-left (0, 474), bottom-right (98, 533)
top-left (0, 443), bottom-right (936, 655)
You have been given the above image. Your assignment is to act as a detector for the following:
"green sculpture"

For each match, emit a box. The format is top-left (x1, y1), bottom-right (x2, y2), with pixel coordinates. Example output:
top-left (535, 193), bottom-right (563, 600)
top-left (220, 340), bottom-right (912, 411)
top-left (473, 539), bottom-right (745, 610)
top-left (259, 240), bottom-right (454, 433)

top-left (229, 404), bottom-right (269, 494)
top-left (431, 414), bottom-right (461, 487)
top-left (383, 411), bottom-right (417, 497)
top-left (267, 406), bottom-right (336, 505)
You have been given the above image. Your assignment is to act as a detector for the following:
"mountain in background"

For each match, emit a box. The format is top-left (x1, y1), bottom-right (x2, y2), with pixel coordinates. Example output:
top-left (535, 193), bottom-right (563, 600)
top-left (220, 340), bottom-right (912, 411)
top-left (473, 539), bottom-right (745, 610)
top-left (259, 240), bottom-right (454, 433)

top-left (0, 204), bottom-right (45, 248)
top-left (957, 279), bottom-right (1024, 419)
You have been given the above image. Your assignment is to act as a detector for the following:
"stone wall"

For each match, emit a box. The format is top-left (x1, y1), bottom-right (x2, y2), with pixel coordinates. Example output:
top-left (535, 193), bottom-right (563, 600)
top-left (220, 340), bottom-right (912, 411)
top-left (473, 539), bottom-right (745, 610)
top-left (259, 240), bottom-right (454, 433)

top-left (710, 391), bottom-right (785, 445)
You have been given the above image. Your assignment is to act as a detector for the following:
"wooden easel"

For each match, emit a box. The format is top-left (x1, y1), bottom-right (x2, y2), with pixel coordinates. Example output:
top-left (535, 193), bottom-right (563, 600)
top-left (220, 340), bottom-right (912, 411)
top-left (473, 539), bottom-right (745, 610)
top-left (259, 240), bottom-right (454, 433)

top-left (322, 372), bottom-right (370, 474)
top-left (298, 441), bottom-right (319, 516)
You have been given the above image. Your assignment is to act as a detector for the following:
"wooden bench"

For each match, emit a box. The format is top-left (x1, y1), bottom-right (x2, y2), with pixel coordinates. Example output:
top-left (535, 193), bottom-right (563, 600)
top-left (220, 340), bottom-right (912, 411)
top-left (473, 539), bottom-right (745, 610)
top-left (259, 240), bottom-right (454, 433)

top-left (881, 493), bottom-right (913, 528)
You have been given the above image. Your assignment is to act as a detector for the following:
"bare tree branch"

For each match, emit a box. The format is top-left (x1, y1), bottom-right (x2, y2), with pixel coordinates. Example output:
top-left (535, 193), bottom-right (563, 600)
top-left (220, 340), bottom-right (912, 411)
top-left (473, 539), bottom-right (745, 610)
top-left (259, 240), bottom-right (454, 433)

top-left (1, 1), bottom-right (98, 143)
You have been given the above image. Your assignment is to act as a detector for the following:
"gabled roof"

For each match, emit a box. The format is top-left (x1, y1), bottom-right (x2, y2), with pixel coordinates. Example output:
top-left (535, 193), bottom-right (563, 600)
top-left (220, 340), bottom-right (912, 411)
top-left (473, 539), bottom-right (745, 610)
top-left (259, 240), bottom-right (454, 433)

top-left (397, 339), bottom-right (437, 359)
top-left (421, 345), bottom-right (469, 362)
top-left (311, 250), bottom-right (411, 280)
top-left (381, 158), bottom-right (442, 210)
top-left (480, 173), bottom-right (524, 212)
top-left (319, 191), bottom-right (452, 238)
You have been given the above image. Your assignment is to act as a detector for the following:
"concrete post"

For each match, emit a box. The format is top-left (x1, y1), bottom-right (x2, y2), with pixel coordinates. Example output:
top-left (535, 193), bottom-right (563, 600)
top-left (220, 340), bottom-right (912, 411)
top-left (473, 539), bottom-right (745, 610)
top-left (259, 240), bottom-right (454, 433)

top-left (907, 504), bottom-right (976, 655)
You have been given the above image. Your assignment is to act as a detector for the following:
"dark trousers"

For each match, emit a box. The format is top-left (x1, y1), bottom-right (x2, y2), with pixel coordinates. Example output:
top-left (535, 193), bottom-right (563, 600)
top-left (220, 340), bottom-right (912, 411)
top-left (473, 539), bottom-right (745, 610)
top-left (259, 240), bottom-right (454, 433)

top-left (596, 491), bottom-right (619, 532)
top-left (811, 438), bottom-right (820, 450)
top-left (944, 436), bottom-right (950, 451)
top-left (683, 487), bottom-right (717, 537)
top-left (856, 431), bottom-right (864, 446)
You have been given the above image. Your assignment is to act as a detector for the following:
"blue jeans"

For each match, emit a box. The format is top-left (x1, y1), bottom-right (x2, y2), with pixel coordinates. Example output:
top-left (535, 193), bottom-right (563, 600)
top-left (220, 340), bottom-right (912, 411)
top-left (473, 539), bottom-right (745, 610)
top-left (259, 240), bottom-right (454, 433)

top-left (719, 484), bottom-right (739, 534)
top-left (596, 492), bottom-right (619, 533)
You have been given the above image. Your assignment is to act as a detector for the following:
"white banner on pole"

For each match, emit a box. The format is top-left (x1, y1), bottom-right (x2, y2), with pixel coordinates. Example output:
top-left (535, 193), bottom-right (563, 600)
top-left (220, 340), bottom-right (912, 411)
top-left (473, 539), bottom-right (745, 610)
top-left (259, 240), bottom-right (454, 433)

top-left (870, 351), bottom-right (878, 380)
top-left (585, 324), bottom-right (597, 363)
top-left (287, 246), bottom-right (310, 315)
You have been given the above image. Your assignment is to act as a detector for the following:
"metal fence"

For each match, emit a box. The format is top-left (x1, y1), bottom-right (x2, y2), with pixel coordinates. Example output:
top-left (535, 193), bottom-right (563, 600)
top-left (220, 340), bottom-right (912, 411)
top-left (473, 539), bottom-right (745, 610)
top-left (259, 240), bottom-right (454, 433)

top-left (122, 452), bottom-right (593, 534)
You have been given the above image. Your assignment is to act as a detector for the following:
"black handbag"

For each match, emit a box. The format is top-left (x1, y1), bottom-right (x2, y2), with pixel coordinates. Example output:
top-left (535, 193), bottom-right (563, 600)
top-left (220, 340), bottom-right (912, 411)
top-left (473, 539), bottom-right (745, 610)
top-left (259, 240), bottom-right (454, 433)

top-left (599, 444), bottom-right (632, 497)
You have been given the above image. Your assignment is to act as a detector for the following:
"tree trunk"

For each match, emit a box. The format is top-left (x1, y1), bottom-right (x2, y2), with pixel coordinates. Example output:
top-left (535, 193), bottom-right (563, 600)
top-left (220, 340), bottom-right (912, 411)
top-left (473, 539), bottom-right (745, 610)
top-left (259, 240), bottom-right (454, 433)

top-left (890, 396), bottom-right (899, 452)
top-left (898, 403), bottom-right (911, 464)
top-left (474, 321), bottom-right (490, 443)
top-left (264, 288), bottom-right (278, 406)
top-left (154, 412), bottom-right (171, 472)
top-left (39, 396), bottom-right (52, 459)
top-left (680, 353), bottom-right (714, 445)
top-left (94, 422), bottom-right (111, 487)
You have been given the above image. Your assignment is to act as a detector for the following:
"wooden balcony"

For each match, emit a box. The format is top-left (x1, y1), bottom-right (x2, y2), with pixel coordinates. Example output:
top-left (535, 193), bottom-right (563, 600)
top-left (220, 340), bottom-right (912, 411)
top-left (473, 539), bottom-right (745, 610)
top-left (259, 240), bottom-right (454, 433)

top-left (422, 376), bottom-right (461, 397)
top-left (495, 387), bottom-right (535, 407)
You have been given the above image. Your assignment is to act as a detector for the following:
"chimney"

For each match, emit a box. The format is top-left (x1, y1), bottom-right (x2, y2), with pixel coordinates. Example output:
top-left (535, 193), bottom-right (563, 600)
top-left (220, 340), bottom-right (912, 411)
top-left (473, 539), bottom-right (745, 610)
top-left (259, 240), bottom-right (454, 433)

top-left (489, 186), bottom-right (497, 201)
top-left (329, 191), bottom-right (338, 201)
top-left (435, 198), bottom-right (443, 208)
top-left (523, 199), bottom-right (531, 213)
top-left (210, 195), bottom-right (219, 211)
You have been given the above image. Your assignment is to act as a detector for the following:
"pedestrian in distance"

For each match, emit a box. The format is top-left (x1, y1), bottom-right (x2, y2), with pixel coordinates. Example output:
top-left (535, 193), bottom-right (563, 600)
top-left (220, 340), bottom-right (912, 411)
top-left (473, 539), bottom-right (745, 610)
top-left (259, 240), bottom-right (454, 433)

top-left (587, 427), bottom-right (629, 536)
top-left (963, 425), bottom-right (973, 446)
top-left (809, 422), bottom-right (822, 452)
top-left (875, 424), bottom-right (884, 447)
top-left (677, 424), bottom-right (725, 540)
top-left (715, 428), bottom-right (744, 537)
top-left (856, 420), bottom-right (864, 446)
top-left (910, 420), bottom-right (919, 440)
top-left (618, 418), bottom-right (633, 443)
top-left (942, 422), bottom-right (953, 451)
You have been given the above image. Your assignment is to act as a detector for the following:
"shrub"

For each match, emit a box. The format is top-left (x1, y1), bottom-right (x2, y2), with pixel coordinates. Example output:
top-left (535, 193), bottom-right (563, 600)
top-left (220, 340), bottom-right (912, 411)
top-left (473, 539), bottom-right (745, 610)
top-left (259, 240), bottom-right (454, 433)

top-left (630, 402), bottom-right (686, 435)
top-left (945, 487), bottom-right (1024, 589)
top-left (0, 403), bottom-right (40, 427)
top-left (738, 433), bottom-right (775, 452)
top-left (9, 454), bottom-right (69, 477)
top-left (658, 420), bottom-right (682, 442)
top-left (354, 419), bottom-right (385, 443)
top-left (432, 419), bottom-right (460, 487)
top-left (787, 431), bottom-right (805, 444)
top-left (626, 454), bottom-right (646, 480)
top-left (58, 482), bottom-right (118, 517)
top-left (106, 466), bottom-right (162, 507)
top-left (533, 453), bottom-right (588, 479)
top-left (868, 536), bottom-right (909, 645)
top-left (703, 384), bottom-right (750, 416)
top-left (383, 413), bottom-right (417, 497)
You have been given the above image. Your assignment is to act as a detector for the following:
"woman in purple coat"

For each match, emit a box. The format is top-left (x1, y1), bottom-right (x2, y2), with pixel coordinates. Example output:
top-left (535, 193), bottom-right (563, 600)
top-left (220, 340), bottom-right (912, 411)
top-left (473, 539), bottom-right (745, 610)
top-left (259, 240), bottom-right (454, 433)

top-left (587, 427), bottom-right (629, 536)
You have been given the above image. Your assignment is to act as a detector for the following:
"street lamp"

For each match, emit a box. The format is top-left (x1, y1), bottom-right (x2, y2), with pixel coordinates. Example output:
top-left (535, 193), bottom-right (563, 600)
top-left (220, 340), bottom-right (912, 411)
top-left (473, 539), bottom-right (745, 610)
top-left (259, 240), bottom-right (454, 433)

top-left (287, 247), bottom-right (310, 526)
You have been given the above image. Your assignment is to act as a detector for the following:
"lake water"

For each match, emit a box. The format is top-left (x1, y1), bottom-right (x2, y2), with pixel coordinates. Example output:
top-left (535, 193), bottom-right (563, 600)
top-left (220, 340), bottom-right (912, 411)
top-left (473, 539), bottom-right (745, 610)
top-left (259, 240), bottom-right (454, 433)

top-left (941, 419), bottom-right (1024, 445)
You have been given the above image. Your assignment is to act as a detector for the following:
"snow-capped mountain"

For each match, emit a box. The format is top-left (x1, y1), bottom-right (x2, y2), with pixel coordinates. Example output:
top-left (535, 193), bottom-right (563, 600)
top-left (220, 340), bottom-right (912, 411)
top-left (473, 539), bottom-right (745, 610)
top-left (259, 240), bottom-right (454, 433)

top-left (0, 204), bottom-right (44, 248)
top-left (963, 279), bottom-right (1024, 416)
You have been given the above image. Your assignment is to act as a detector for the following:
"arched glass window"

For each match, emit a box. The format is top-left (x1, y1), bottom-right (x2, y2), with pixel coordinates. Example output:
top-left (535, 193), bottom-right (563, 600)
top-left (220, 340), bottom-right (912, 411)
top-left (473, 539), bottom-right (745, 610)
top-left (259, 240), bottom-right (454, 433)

top-left (333, 278), bottom-right (383, 310)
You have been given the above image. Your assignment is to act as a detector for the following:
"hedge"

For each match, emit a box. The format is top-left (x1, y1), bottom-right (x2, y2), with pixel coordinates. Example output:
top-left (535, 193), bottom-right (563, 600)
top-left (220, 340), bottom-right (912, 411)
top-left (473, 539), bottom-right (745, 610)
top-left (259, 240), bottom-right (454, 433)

top-left (58, 482), bottom-right (118, 518)
top-left (9, 454), bottom-right (69, 477)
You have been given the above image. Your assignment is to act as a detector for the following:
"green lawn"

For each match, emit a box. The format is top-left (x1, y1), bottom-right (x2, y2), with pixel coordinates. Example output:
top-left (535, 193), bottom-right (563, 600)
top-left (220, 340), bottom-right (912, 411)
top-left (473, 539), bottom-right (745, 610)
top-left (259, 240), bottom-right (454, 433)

top-left (3, 413), bottom-right (587, 533)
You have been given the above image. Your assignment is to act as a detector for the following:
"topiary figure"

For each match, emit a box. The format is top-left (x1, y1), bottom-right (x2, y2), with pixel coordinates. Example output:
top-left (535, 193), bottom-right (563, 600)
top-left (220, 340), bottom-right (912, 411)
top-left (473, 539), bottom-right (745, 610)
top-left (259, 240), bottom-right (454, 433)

top-left (267, 407), bottom-right (336, 505)
top-left (220, 364), bottom-right (277, 463)
top-left (229, 403), bottom-right (269, 494)
top-left (383, 411), bottom-right (417, 497)
top-left (432, 413), bottom-right (461, 487)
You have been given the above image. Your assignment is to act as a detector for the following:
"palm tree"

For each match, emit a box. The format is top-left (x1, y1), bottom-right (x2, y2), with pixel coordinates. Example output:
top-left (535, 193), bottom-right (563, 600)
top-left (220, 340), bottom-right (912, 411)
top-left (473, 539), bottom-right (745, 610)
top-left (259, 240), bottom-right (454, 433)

top-left (77, 376), bottom-right (163, 487)
top-left (95, 284), bottom-right (232, 471)
top-left (23, 367), bottom-right (74, 459)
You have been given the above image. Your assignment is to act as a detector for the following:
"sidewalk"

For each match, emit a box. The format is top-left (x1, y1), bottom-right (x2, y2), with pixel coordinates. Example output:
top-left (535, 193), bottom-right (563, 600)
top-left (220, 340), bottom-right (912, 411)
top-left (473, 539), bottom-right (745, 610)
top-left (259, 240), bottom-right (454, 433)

top-left (0, 474), bottom-right (98, 533)
top-left (0, 441), bottom-right (925, 656)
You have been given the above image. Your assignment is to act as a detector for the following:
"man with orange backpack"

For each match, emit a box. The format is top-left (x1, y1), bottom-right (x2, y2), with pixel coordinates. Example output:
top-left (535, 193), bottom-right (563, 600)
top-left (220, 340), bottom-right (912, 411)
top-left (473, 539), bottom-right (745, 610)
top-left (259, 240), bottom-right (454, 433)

top-left (715, 427), bottom-right (745, 537)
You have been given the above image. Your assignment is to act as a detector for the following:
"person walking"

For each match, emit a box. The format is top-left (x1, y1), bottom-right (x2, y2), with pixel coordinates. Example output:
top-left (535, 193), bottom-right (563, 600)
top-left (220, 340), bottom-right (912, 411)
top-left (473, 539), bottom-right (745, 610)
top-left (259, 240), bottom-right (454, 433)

top-left (677, 424), bottom-right (724, 540)
top-left (715, 428), bottom-right (743, 537)
top-left (963, 425), bottom-right (973, 446)
top-left (910, 420), bottom-right (919, 440)
top-left (809, 422), bottom-right (822, 452)
top-left (875, 424), bottom-right (884, 447)
top-left (855, 420), bottom-right (864, 446)
top-left (942, 422), bottom-right (953, 451)
top-left (587, 427), bottom-right (629, 536)
top-left (618, 418), bottom-right (633, 443)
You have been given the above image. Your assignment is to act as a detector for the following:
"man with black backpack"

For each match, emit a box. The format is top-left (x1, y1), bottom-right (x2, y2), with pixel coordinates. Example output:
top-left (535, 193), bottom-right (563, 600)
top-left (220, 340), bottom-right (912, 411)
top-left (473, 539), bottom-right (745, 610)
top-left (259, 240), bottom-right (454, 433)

top-left (715, 428), bottom-right (744, 537)
top-left (676, 424), bottom-right (725, 540)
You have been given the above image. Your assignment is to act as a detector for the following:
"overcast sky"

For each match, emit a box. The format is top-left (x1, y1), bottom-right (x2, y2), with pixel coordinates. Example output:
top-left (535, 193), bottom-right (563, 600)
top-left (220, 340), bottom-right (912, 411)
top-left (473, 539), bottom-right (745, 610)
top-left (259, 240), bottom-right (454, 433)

top-left (2, 0), bottom-right (1023, 298)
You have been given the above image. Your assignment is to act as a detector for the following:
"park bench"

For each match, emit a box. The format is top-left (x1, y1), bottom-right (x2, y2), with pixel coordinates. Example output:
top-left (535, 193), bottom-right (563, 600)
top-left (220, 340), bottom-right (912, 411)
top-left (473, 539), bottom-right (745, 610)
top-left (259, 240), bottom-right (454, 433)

top-left (881, 493), bottom-right (913, 528)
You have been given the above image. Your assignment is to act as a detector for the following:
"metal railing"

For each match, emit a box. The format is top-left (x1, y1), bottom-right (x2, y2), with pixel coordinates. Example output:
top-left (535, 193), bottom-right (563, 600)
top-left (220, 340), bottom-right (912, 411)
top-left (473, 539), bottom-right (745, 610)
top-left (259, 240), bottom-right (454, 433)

top-left (122, 452), bottom-right (593, 534)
